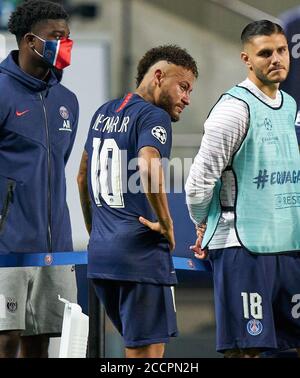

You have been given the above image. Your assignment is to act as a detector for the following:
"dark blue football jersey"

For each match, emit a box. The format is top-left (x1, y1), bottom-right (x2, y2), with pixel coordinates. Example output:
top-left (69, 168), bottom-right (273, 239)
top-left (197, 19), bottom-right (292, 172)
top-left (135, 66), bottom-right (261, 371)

top-left (85, 93), bottom-right (177, 285)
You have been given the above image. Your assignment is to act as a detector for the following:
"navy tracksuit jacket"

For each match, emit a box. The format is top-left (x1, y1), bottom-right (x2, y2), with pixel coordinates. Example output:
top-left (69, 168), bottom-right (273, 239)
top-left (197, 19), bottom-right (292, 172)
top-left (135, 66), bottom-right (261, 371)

top-left (0, 51), bottom-right (79, 254)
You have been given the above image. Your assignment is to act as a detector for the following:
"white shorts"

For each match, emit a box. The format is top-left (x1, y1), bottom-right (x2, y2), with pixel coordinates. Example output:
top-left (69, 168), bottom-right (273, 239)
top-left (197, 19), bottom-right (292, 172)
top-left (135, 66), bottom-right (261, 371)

top-left (0, 265), bottom-right (77, 336)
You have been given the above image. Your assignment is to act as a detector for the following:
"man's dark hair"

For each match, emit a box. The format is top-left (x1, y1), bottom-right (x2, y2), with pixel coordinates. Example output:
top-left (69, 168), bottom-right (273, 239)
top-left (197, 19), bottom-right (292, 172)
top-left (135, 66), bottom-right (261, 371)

top-left (241, 20), bottom-right (286, 45)
top-left (136, 45), bottom-right (198, 87)
top-left (8, 0), bottom-right (68, 44)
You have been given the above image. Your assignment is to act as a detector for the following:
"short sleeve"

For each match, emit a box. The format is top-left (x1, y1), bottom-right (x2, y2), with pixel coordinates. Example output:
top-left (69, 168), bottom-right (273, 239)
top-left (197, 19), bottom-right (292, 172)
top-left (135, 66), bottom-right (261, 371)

top-left (137, 109), bottom-right (172, 159)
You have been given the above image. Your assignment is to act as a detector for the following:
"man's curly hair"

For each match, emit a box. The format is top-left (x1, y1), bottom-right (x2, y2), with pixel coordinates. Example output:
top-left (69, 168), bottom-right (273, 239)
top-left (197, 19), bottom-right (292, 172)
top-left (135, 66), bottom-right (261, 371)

top-left (136, 45), bottom-right (198, 87)
top-left (8, 0), bottom-right (68, 44)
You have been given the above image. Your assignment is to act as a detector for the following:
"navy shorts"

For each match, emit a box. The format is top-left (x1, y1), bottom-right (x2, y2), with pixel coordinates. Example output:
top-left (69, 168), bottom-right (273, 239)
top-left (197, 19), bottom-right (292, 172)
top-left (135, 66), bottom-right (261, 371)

top-left (92, 279), bottom-right (178, 348)
top-left (208, 247), bottom-right (300, 353)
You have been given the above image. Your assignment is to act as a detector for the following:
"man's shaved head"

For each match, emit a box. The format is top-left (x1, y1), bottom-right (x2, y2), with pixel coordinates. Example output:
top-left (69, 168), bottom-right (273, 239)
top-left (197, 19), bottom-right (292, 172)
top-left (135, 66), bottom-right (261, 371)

top-left (136, 44), bottom-right (198, 87)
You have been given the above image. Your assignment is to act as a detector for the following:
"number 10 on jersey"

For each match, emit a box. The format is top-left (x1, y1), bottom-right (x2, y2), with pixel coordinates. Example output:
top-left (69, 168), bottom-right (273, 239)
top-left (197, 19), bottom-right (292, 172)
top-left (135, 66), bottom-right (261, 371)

top-left (91, 137), bottom-right (124, 208)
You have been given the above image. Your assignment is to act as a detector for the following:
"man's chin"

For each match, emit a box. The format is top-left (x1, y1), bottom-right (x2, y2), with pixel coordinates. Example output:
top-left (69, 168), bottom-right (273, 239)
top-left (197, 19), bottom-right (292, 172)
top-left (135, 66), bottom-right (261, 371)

top-left (171, 113), bottom-right (180, 122)
top-left (271, 78), bottom-right (288, 85)
top-left (268, 72), bottom-right (288, 83)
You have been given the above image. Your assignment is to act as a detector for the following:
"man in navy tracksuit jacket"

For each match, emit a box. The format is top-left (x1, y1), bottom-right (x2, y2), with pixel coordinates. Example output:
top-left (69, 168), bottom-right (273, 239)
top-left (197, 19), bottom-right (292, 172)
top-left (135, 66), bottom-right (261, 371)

top-left (0, 1), bottom-right (78, 358)
top-left (0, 53), bottom-right (78, 253)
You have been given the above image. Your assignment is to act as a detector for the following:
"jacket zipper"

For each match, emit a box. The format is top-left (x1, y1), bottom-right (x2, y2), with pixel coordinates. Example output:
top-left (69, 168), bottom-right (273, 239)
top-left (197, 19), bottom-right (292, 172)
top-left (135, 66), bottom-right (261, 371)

top-left (0, 181), bottom-right (15, 232)
top-left (40, 93), bottom-right (52, 252)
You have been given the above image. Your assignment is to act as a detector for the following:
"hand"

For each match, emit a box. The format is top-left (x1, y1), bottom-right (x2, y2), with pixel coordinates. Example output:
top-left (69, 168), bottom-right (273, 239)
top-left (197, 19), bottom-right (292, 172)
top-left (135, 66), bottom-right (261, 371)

top-left (139, 216), bottom-right (175, 252)
top-left (189, 224), bottom-right (208, 259)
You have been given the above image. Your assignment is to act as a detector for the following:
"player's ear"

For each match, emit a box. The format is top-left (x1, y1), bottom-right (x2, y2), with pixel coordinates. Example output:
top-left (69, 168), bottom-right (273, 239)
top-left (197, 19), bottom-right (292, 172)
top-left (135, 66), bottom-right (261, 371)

top-left (23, 33), bottom-right (36, 49)
top-left (154, 69), bottom-right (164, 86)
top-left (241, 51), bottom-right (252, 70)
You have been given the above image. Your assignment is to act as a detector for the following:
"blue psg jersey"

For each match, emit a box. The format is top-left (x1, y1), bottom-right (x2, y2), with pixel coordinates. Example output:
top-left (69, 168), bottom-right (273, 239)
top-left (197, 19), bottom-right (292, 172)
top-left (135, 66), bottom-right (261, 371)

top-left (85, 93), bottom-right (177, 285)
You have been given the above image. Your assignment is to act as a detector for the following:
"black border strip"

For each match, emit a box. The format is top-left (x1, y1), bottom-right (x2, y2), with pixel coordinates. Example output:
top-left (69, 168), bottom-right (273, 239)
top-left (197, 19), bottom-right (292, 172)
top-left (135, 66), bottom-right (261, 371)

top-left (236, 85), bottom-right (284, 110)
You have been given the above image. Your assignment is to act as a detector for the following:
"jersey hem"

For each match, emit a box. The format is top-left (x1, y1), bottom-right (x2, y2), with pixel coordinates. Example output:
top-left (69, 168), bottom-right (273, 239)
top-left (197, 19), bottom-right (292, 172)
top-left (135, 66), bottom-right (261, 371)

top-left (124, 333), bottom-right (178, 348)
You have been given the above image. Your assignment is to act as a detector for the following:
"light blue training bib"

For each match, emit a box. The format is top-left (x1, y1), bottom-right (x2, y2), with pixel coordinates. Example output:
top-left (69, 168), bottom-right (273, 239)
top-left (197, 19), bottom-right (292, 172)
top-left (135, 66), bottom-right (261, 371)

top-left (202, 86), bottom-right (300, 254)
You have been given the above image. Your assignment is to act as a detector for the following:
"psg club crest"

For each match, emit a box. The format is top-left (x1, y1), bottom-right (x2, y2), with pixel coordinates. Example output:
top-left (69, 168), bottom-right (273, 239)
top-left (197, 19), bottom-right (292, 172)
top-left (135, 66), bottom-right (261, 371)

top-left (44, 254), bottom-right (53, 266)
top-left (59, 106), bottom-right (69, 120)
top-left (6, 297), bottom-right (17, 313)
top-left (246, 319), bottom-right (263, 336)
top-left (44, 49), bottom-right (54, 60)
